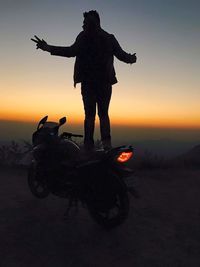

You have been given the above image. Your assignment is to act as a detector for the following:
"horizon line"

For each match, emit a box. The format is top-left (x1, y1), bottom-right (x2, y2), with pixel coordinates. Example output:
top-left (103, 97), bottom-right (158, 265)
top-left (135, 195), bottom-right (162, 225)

top-left (1, 118), bottom-right (200, 130)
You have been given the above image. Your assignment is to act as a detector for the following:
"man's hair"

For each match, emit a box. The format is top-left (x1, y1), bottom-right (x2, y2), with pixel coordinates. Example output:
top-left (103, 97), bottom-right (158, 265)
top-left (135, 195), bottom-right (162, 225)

top-left (83, 10), bottom-right (100, 26)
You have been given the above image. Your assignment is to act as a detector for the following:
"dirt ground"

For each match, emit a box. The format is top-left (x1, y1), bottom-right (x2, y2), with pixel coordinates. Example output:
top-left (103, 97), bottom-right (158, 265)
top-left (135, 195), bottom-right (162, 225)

top-left (0, 168), bottom-right (200, 267)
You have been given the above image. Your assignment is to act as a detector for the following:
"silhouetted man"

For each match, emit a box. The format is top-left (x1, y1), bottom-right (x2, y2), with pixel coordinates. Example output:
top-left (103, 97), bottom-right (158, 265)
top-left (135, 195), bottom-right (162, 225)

top-left (31, 10), bottom-right (137, 151)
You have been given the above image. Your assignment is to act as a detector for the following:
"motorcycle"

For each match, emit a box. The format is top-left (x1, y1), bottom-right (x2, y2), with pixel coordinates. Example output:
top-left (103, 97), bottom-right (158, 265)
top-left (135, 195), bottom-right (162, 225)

top-left (28, 116), bottom-right (137, 228)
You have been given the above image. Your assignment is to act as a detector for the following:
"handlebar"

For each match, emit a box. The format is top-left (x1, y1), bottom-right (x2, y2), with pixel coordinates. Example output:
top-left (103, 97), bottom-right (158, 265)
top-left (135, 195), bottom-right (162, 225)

top-left (61, 132), bottom-right (83, 138)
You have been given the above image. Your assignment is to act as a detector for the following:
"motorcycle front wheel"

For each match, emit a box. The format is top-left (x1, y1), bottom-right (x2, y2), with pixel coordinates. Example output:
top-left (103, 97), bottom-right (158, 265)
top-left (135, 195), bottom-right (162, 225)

top-left (27, 162), bottom-right (50, 198)
top-left (86, 172), bottom-right (130, 229)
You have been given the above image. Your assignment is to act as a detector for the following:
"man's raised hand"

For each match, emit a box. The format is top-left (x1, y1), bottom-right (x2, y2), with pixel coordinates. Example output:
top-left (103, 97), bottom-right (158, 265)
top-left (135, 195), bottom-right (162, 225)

top-left (31, 35), bottom-right (49, 51)
top-left (130, 53), bottom-right (137, 64)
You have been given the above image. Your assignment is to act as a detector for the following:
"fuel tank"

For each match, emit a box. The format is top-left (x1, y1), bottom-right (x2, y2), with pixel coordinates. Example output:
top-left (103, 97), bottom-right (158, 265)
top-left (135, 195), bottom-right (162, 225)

top-left (33, 138), bottom-right (80, 164)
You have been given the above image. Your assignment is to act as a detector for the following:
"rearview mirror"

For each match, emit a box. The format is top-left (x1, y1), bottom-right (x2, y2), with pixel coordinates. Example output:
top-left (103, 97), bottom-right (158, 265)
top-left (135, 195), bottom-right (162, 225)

top-left (59, 117), bottom-right (66, 126)
top-left (37, 115), bottom-right (48, 130)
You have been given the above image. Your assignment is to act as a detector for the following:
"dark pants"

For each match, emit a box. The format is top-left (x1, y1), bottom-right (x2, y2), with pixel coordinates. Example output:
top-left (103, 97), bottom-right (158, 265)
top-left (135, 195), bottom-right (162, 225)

top-left (81, 81), bottom-right (112, 149)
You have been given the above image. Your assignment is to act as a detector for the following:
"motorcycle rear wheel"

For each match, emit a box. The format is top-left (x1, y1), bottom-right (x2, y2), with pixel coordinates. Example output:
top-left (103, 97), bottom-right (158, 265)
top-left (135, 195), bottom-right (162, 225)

top-left (28, 163), bottom-right (50, 198)
top-left (86, 172), bottom-right (130, 229)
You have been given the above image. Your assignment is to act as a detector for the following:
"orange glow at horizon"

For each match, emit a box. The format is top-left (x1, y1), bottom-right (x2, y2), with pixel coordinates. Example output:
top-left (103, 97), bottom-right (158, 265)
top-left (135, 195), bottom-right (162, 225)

top-left (1, 110), bottom-right (200, 129)
top-left (1, 80), bottom-right (200, 129)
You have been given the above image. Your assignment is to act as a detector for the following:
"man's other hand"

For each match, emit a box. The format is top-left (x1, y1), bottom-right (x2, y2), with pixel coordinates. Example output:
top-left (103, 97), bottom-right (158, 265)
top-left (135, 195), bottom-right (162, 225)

top-left (31, 35), bottom-right (50, 52)
top-left (130, 53), bottom-right (137, 64)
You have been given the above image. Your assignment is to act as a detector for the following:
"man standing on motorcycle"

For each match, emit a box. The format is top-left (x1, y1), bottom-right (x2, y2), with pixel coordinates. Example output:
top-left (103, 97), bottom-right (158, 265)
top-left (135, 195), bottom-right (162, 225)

top-left (31, 10), bottom-right (137, 152)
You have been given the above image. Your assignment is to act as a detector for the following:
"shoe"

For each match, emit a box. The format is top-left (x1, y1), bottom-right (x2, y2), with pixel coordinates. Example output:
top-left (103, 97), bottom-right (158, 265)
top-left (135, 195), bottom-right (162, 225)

top-left (102, 139), bottom-right (112, 151)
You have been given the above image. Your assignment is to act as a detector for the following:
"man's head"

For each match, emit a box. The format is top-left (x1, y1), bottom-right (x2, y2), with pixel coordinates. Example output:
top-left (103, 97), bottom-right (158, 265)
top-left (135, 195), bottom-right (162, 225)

top-left (83, 10), bottom-right (101, 32)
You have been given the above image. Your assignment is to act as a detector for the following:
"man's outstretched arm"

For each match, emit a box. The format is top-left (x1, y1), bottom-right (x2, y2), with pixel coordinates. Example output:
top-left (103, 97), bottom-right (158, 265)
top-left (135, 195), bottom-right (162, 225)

top-left (112, 35), bottom-right (137, 64)
top-left (31, 35), bottom-right (78, 57)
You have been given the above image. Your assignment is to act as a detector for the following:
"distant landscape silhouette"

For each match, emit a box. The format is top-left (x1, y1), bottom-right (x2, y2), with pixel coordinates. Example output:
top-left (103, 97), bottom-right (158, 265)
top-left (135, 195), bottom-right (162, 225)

top-left (1, 139), bottom-right (200, 170)
top-left (31, 10), bottom-right (137, 152)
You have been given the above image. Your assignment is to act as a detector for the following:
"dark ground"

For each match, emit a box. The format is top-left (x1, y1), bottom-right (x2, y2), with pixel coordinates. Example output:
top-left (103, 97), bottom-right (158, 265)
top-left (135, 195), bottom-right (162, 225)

top-left (0, 168), bottom-right (200, 267)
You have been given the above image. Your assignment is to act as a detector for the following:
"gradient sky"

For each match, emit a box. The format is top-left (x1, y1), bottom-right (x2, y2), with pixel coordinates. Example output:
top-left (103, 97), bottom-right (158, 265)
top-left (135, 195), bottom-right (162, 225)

top-left (1, 0), bottom-right (200, 132)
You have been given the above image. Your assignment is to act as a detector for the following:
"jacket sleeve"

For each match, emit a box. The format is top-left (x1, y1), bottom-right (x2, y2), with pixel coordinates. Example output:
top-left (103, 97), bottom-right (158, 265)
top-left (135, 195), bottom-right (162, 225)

top-left (49, 33), bottom-right (82, 57)
top-left (112, 34), bottom-right (135, 64)
top-left (50, 44), bottom-right (76, 57)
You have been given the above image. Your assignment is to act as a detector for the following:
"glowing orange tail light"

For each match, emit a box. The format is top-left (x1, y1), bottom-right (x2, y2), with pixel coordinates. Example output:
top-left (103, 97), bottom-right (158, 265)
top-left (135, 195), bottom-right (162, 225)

top-left (117, 151), bottom-right (133, 163)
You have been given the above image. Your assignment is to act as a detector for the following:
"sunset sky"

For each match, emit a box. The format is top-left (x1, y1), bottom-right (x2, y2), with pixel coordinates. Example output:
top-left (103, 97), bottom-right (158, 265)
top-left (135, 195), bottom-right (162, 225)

top-left (1, 0), bottom-right (200, 142)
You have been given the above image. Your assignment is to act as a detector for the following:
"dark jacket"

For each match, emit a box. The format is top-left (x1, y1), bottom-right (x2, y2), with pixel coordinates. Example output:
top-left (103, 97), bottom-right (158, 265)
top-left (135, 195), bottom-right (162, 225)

top-left (50, 29), bottom-right (134, 86)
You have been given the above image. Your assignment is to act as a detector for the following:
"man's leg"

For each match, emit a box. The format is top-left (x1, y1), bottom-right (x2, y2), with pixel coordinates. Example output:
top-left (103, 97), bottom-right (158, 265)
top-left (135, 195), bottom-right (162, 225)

top-left (81, 82), bottom-right (96, 151)
top-left (97, 83), bottom-right (112, 150)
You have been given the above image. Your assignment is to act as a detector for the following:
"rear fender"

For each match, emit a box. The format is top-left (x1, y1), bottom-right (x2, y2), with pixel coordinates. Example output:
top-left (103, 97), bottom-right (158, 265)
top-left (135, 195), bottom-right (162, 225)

top-left (114, 165), bottom-right (133, 178)
top-left (77, 160), bottom-right (129, 196)
top-left (107, 170), bottom-right (128, 194)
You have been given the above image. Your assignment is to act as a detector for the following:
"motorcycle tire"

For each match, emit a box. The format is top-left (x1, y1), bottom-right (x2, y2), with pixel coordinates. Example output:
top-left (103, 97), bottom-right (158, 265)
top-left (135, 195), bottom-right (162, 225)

top-left (27, 162), bottom-right (50, 198)
top-left (86, 172), bottom-right (130, 229)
